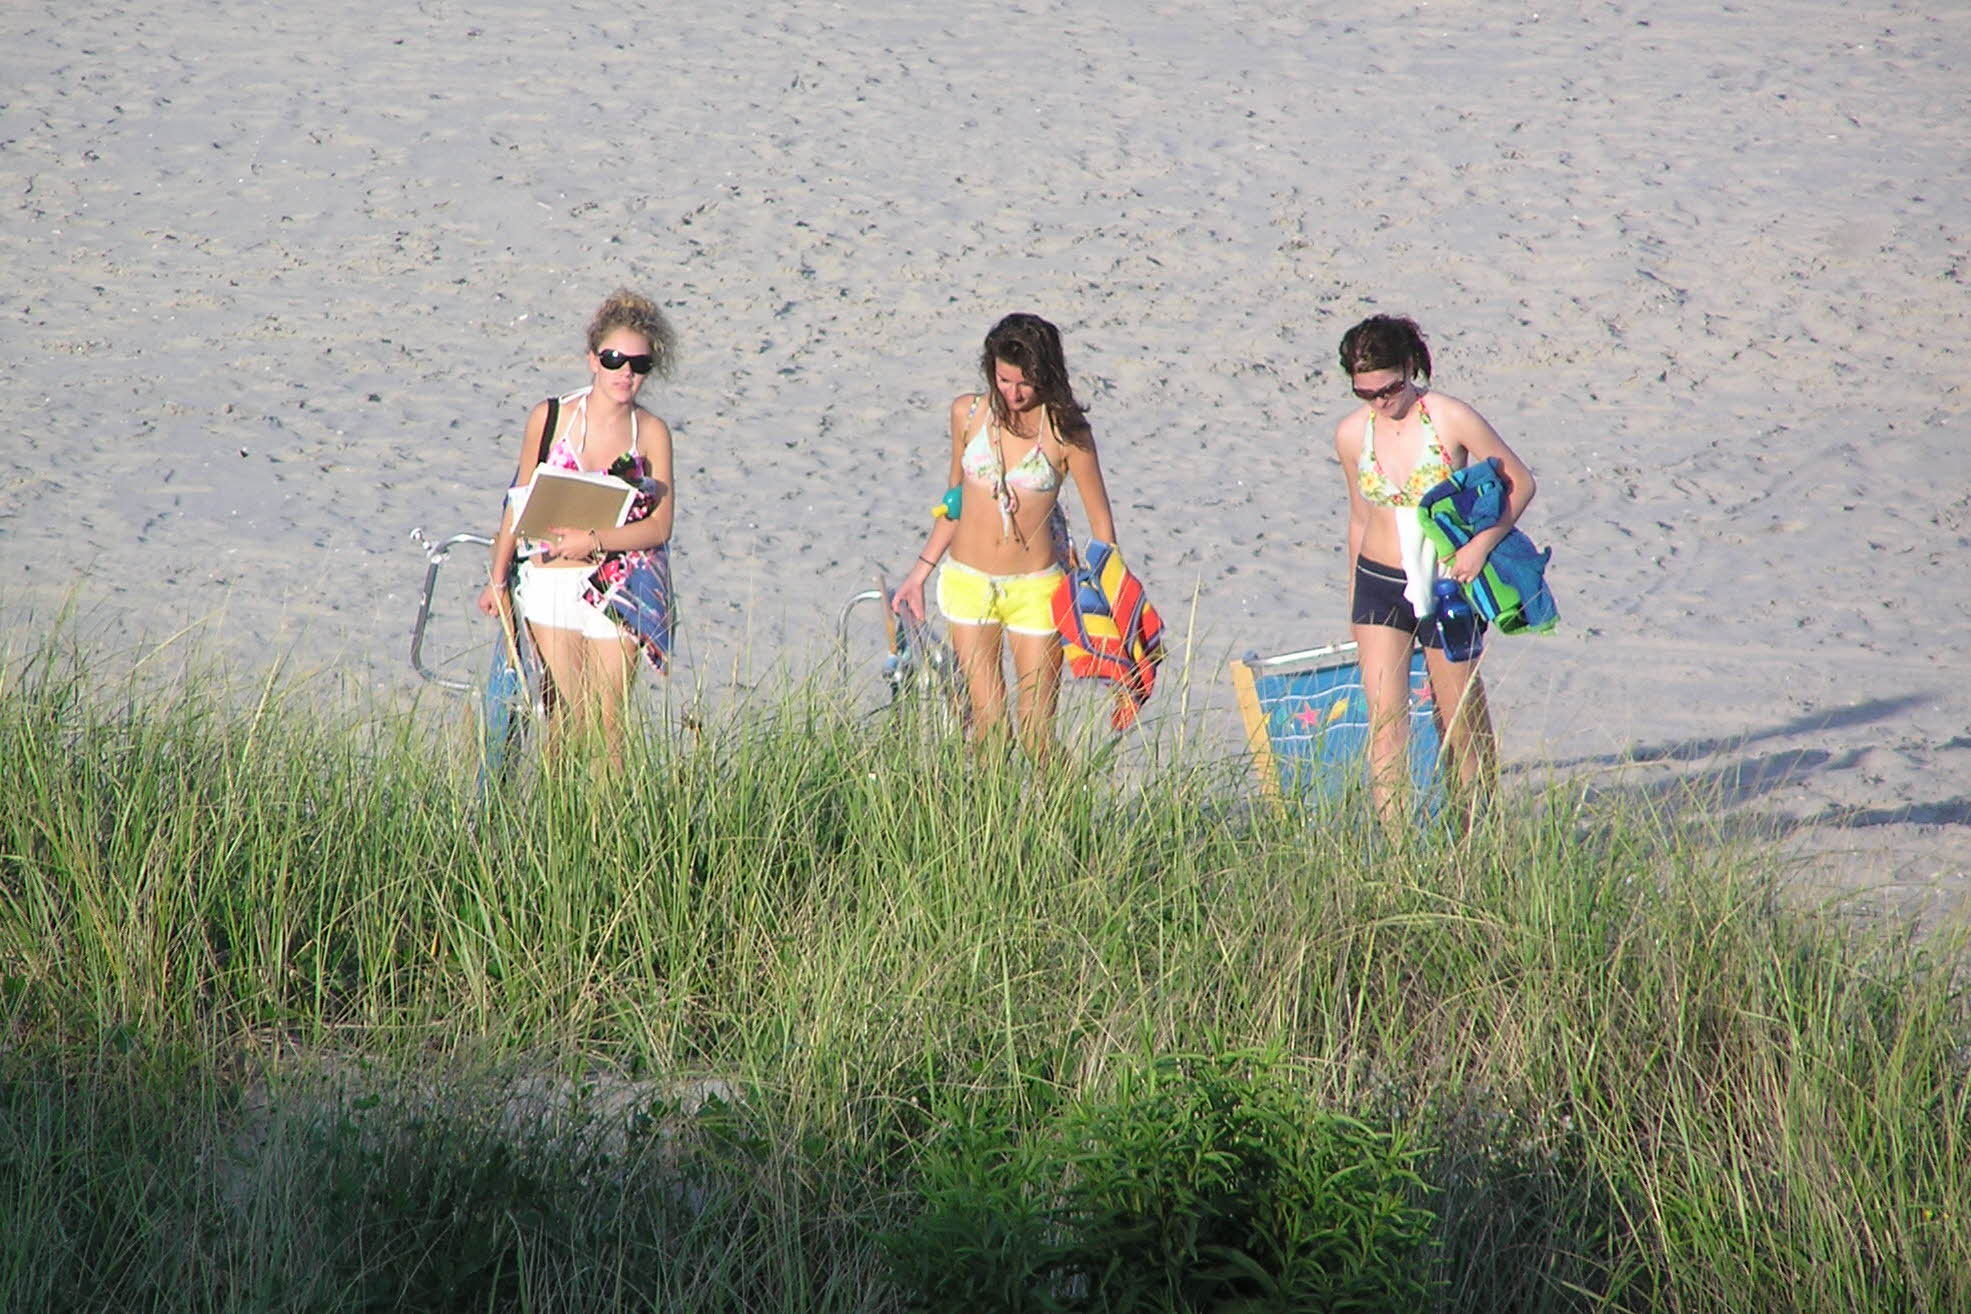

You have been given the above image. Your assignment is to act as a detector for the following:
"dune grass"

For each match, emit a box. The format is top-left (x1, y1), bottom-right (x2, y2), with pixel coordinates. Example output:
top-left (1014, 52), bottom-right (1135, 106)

top-left (1, 641), bottom-right (1966, 1311)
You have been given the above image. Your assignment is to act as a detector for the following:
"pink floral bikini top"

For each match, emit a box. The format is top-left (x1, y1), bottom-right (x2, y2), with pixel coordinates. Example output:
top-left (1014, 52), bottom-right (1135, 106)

top-left (546, 389), bottom-right (641, 474)
top-left (534, 388), bottom-right (658, 524)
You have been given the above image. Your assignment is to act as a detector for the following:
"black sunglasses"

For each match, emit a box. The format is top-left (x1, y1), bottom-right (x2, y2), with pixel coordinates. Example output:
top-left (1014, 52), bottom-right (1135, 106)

top-left (598, 348), bottom-right (656, 375)
top-left (1351, 377), bottom-right (1408, 403)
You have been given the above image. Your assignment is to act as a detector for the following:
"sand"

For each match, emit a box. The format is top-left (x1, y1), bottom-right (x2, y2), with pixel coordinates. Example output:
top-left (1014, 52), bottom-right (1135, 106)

top-left (4, 0), bottom-right (1967, 900)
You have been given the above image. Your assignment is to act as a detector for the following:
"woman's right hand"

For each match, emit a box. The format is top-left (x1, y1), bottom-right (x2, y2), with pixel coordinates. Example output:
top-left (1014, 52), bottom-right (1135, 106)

top-left (891, 572), bottom-right (927, 623)
top-left (477, 581), bottom-right (506, 618)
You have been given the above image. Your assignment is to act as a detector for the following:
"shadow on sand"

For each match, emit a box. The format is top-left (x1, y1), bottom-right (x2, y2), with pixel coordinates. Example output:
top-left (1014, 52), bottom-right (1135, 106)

top-left (1513, 690), bottom-right (1968, 835)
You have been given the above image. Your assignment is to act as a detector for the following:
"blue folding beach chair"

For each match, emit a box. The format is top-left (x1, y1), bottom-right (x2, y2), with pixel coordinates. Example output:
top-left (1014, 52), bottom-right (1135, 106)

top-left (1229, 641), bottom-right (1443, 804)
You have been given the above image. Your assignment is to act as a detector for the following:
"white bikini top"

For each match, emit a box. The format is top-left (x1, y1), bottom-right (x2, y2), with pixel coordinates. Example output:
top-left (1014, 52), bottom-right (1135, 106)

top-left (957, 396), bottom-right (1062, 541)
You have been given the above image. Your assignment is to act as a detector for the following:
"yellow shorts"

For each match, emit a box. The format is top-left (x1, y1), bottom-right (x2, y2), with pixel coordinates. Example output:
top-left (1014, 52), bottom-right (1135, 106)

top-left (935, 560), bottom-right (1064, 637)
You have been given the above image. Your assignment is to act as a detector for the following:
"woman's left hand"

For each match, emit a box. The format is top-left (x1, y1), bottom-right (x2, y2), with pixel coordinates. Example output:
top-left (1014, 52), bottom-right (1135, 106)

top-left (541, 526), bottom-right (601, 562)
top-left (1447, 540), bottom-right (1490, 586)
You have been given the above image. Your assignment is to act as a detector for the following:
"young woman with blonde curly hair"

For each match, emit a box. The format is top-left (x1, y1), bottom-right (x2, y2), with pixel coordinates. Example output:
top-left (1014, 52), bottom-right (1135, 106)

top-left (478, 289), bottom-right (678, 766)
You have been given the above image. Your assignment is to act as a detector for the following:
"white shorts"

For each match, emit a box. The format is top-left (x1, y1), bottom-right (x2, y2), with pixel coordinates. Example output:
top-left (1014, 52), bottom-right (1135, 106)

top-left (516, 560), bottom-right (623, 640)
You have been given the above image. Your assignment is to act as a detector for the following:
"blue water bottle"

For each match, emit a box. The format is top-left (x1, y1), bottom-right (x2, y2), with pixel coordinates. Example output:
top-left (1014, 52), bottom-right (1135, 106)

top-left (1432, 577), bottom-right (1482, 663)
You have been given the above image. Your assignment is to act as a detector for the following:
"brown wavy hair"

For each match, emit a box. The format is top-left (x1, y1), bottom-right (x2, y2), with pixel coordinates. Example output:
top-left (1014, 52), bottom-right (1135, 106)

top-left (979, 313), bottom-right (1090, 448)
top-left (586, 288), bottom-right (678, 379)
top-left (1337, 314), bottom-right (1432, 384)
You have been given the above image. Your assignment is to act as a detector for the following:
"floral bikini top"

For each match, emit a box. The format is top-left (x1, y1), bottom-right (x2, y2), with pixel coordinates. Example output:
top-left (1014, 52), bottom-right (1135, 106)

top-left (960, 407), bottom-right (1062, 495)
top-left (959, 396), bottom-right (1062, 540)
top-left (1358, 398), bottom-right (1452, 508)
top-left (518, 387), bottom-right (659, 531)
top-left (545, 387), bottom-right (639, 475)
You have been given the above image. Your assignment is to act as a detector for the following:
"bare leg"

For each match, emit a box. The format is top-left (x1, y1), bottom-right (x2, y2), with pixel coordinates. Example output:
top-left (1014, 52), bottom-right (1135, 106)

top-left (1006, 630), bottom-right (1065, 764)
top-left (1352, 622), bottom-right (1418, 830)
top-left (527, 620), bottom-right (587, 765)
top-left (1421, 646), bottom-right (1496, 831)
top-left (528, 622), bottom-right (638, 769)
top-left (948, 621), bottom-right (1009, 746)
top-left (585, 633), bottom-right (641, 772)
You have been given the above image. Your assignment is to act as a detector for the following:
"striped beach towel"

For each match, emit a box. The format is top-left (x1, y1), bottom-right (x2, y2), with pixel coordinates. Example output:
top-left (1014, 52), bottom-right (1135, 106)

top-left (1052, 538), bottom-right (1165, 730)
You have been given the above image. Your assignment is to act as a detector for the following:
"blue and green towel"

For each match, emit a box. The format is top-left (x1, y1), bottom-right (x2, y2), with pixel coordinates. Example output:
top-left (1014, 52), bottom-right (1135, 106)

top-left (1418, 458), bottom-right (1559, 635)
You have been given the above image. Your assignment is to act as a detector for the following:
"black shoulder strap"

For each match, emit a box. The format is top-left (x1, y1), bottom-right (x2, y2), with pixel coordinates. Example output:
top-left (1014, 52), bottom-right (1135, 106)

top-left (499, 396), bottom-right (562, 569)
top-left (535, 396), bottom-right (559, 468)
top-left (509, 396), bottom-right (560, 487)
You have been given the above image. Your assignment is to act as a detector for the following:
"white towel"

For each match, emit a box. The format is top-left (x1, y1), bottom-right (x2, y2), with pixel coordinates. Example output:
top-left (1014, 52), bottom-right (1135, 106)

top-left (1395, 508), bottom-right (1440, 619)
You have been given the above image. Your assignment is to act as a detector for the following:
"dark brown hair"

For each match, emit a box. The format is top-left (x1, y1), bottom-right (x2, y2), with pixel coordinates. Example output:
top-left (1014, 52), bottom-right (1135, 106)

top-left (979, 313), bottom-right (1091, 447)
top-left (1337, 314), bottom-right (1432, 383)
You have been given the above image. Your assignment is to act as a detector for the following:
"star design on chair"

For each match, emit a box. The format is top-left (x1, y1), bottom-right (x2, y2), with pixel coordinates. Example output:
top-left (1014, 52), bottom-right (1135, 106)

top-left (1295, 700), bottom-right (1350, 728)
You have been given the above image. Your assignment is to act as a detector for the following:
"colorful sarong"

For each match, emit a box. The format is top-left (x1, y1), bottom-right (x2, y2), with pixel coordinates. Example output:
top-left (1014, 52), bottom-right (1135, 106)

top-left (584, 545), bottom-right (675, 672)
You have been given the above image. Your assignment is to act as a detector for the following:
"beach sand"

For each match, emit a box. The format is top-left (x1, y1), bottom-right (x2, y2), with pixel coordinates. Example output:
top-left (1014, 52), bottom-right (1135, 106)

top-left (4, 0), bottom-right (1966, 901)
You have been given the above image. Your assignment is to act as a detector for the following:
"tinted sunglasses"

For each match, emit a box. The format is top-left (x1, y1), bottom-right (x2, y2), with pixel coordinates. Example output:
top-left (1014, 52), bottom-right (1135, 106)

top-left (597, 348), bottom-right (656, 375)
top-left (1351, 377), bottom-right (1408, 403)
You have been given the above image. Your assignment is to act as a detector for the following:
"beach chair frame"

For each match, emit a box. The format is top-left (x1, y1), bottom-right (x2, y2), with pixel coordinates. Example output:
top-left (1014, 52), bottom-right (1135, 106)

top-left (408, 527), bottom-right (544, 786)
top-left (836, 577), bottom-right (963, 717)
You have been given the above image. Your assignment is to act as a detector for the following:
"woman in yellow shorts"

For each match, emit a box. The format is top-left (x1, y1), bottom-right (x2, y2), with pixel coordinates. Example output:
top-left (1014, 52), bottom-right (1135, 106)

top-left (892, 313), bottom-right (1119, 759)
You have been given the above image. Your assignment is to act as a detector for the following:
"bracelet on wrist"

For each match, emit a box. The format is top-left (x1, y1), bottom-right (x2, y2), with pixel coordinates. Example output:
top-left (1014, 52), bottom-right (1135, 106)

top-left (918, 554), bottom-right (939, 567)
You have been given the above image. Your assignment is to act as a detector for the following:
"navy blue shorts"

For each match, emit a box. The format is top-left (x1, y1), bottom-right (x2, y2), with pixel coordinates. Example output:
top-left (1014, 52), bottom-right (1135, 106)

top-left (1350, 557), bottom-right (1484, 653)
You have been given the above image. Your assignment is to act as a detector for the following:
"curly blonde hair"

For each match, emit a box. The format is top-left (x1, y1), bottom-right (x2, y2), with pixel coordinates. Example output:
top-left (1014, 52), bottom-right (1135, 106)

top-left (585, 288), bottom-right (678, 379)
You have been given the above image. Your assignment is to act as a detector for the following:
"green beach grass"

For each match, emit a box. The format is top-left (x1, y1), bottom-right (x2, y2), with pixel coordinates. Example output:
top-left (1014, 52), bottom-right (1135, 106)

top-left (2, 640), bottom-right (1966, 1311)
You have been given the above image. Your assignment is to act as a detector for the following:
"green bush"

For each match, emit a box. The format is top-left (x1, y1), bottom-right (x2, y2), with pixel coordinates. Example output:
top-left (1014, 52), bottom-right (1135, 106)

top-left (888, 1051), bottom-right (1436, 1312)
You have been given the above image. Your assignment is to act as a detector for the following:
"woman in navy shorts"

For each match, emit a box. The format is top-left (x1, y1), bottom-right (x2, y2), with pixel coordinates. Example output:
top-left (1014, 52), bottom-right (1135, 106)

top-left (1333, 315), bottom-right (1537, 826)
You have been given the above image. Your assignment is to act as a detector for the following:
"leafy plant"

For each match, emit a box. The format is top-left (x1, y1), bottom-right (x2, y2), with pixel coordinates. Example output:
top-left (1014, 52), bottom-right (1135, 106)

top-left (888, 1051), bottom-right (1436, 1313)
